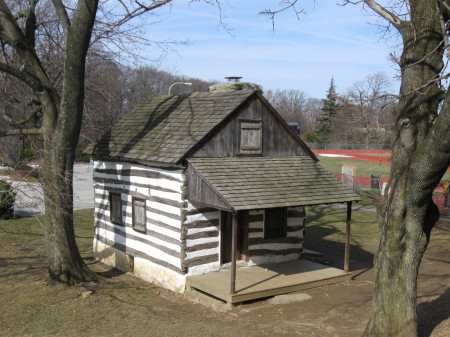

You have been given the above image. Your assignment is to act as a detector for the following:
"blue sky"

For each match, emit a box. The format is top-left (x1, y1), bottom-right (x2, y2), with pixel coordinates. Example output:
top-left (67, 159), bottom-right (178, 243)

top-left (140, 0), bottom-right (399, 98)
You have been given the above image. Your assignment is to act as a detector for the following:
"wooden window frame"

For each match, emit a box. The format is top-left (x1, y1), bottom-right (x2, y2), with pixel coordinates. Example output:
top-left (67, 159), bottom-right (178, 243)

top-left (264, 207), bottom-right (287, 239)
top-left (239, 120), bottom-right (263, 155)
top-left (132, 197), bottom-right (147, 233)
top-left (109, 192), bottom-right (123, 226)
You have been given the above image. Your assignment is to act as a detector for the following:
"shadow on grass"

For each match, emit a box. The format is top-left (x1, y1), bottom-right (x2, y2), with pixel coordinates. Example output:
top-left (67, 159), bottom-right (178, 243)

top-left (0, 255), bottom-right (47, 278)
top-left (418, 287), bottom-right (450, 337)
top-left (304, 206), bottom-right (375, 274)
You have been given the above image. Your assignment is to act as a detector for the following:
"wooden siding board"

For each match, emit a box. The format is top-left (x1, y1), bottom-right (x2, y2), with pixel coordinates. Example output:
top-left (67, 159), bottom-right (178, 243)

top-left (189, 96), bottom-right (310, 159)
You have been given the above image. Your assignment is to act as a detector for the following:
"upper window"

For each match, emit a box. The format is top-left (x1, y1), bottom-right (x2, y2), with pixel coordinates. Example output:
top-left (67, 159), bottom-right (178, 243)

top-left (240, 121), bottom-right (262, 154)
top-left (264, 207), bottom-right (287, 239)
top-left (109, 193), bottom-right (123, 225)
top-left (132, 197), bottom-right (147, 233)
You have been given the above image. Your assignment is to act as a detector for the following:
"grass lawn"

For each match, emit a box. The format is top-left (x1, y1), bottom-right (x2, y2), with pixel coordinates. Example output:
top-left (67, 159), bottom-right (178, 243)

top-left (0, 207), bottom-right (448, 337)
top-left (317, 155), bottom-right (450, 181)
top-left (304, 204), bottom-right (380, 264)
top-left (355, 153), bottom-right (392, 157)
top-left (317, 156), bottom-right (391, 178)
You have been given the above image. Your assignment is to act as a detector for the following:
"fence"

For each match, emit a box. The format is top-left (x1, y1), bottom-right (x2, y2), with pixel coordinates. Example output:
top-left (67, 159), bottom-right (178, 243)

top-left (333, 173), bottom-right (449, 217)
top-left (308, 143), bottom-right (392, 151)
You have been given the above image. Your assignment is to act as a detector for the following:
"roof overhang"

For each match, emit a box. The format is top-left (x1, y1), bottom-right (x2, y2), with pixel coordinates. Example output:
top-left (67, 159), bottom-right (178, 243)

top-left (186, 156), bottom-right (361, 212)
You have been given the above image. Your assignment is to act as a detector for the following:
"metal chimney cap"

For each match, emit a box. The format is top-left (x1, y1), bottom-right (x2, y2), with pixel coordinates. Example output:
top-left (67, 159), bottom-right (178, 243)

top-left (225, 76), bottom-right (242, 82)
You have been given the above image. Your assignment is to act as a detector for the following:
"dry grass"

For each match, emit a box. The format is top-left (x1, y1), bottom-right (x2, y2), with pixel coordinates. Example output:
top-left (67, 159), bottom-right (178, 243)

top-left (0, 208), bottom-right (448, 337)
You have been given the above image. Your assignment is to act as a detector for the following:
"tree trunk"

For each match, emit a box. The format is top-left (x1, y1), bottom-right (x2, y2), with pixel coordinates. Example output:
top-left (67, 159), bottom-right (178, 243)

top-left (363, 2), bottom-right (449, 336)
top-left (40, 94), bottom-right (96, 283)
top-left (38, 0), bottom-right (99, 284)
top-left (41, 153), bottom-right (95, 283)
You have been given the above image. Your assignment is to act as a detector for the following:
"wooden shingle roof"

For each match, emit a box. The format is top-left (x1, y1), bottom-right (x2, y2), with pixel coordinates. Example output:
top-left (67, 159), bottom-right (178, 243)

top-left (90, 90), bottom-right (256, 164)
top-left (187, 157), bottom-right (360, 211)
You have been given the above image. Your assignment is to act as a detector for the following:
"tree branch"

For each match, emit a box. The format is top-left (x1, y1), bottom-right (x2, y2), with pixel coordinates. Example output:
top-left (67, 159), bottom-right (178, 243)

top-left (408, 97), bottom-right (450, 207)
top-left (1, 105), bottom-right (41, 126)
top-left (113, 0), bottom-right (173, 27)
top-left (361, 0), bottom-right (403, 29)
top-left (51, 0), bottom-right (71, 36)
top-left (0, 1), bottom-right (52, 92)
top-left (0, 61), bottom-right (42, 90)
top-left (436, 0), bottom-right (450, 58)
top-left (0, 128), bottom-right (42, 137)
top-left (259, 1), bottom-right (303, 30)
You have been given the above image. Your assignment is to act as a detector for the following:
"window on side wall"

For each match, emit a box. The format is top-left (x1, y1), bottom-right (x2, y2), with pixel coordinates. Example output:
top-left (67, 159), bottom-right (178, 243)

top-left (264, 207), bottom-right (287, 239)
top-left (239, 120), bottom-right (262, 155)
top-left (132, 197), bottom-right (146, 233)
top-left (109, 192), bottom-right (123, 225)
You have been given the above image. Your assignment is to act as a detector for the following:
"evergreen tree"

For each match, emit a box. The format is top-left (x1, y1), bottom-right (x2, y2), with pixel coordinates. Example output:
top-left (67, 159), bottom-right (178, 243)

top-left (315, 78), bottom-right (340, 143)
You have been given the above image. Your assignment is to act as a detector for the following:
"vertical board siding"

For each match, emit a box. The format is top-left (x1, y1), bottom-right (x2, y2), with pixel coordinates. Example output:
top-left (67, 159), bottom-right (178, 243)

top-left (93, 160), bottom-right (185, 273)
top-left (182, 202), bottom-right (221, 274)
top-left (190, 97), bottom-right (307, 159)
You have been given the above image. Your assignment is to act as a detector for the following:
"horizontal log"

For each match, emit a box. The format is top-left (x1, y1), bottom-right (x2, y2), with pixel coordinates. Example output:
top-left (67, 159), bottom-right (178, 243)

top-left (94, 167), bottom-right (183, 183)
top-left (95, 234), bottom-right (184, 274)
top-left (184, 241), bottom-right (219, 252)
top-left (183, 253), bottom-right (218, 269)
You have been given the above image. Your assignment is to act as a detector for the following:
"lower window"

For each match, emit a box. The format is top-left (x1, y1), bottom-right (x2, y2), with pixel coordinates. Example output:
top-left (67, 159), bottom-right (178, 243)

top-left (264, 207), bottom-right (287, 239)
top-left (109, 192), bottom-right (122, 225)
top-left (132, 197), bottom-right (146, 232)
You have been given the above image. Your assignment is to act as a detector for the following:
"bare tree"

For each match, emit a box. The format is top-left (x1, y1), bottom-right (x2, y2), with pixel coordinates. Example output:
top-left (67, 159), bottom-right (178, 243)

top-left (339, 72), bottom-right (395, 144)
top-left (124, 65), bottom-right (214, 110)
top-left (263, 1), bottom-right (450, 336)
top-left (265, 88), bottom-right (310, 133)
top-left (81, 57), bottom-right (129, 146)
top-left (355, 1), bottom-right (450, 336)
top-left (81, 63), bottom-right (215, 146)
top-left (0, 0), bottom-right (199, 284)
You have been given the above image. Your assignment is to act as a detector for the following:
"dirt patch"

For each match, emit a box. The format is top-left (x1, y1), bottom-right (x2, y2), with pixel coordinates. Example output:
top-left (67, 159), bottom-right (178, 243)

top-left (0, 210), bottom-right (448, 337)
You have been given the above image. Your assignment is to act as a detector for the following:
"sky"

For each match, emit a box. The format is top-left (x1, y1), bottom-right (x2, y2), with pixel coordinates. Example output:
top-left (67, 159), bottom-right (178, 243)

top-left (137, 0), bottom-right (400, 98)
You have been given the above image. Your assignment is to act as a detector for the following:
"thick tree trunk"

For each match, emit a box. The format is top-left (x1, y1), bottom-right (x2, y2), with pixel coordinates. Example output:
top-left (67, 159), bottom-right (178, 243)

top-left (41, 155), bottom-right (95, 283)
top-left (363, 3), bottom-right (448, 336)
top-left (37, 0), bottom-right (99, 284)
top-left (38, 86), bottom-right (97, 283)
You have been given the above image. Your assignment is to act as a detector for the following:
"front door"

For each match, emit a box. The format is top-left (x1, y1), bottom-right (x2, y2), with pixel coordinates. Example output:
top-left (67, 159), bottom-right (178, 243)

top-left (221, 211), bottom-right (248, 264)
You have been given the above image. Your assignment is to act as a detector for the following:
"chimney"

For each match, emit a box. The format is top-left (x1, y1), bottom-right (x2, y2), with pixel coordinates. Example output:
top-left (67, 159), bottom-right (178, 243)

top-left (209, 77), bottom-right (263, 92)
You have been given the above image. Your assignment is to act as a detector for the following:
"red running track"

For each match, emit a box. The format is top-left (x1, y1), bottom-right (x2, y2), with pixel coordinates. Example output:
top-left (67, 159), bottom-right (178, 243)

top-left (313, 150), bottom-right (450, 172)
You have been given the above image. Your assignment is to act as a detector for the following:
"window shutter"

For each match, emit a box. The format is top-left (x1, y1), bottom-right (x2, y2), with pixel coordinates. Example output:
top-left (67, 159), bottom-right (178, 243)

top-left (132, 198), bottom-right (146, 232)
top-left (240, 121), bottom-right (262, 154)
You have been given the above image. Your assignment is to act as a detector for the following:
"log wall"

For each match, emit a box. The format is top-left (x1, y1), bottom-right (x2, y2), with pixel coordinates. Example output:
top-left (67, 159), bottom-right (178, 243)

top-left (247, 207), bottom-right (305, 265)
top-left (182, 203), bottom-right (221, 276)
top-left (93, 160), bottom-right (185, 277)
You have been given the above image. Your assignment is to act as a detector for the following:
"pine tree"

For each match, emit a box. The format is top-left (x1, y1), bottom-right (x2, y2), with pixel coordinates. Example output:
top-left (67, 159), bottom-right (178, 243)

top-left (315, 78), bottom-right (340, 143)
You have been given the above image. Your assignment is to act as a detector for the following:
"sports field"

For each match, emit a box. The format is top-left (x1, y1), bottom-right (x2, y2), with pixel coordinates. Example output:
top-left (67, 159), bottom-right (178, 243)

top-left (314, 149), bottom-right (450, 214)
top-left (314, 149), bottom-right (450, 180)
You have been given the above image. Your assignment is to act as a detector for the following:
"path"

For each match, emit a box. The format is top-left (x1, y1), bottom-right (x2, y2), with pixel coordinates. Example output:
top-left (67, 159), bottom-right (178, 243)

top-left (2, 163), bottom-right (94, 217)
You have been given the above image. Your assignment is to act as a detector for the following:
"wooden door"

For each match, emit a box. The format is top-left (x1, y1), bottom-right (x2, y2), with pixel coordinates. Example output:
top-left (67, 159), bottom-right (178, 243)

top-left (221, 211), bottom-right (248, 264)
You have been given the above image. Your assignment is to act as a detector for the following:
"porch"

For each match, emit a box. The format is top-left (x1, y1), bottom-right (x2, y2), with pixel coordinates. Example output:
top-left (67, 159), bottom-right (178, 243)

top-left (186, 259), bottom-right (352, 304)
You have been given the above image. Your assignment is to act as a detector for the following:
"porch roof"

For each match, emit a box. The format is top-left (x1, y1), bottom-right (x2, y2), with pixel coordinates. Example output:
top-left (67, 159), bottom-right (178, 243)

top-left (186, 156), bottom-right (360, 212)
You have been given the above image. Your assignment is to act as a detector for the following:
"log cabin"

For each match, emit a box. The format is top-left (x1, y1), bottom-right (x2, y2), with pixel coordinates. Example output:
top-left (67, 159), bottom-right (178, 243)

top-left (89, 84), bottom-right (360, 303)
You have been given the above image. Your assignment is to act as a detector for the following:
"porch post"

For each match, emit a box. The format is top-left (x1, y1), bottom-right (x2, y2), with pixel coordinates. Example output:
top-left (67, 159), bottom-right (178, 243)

top-left (230, 212), bottom-right (238, 294)
top-left (344, 201), bottom-right (352, 273)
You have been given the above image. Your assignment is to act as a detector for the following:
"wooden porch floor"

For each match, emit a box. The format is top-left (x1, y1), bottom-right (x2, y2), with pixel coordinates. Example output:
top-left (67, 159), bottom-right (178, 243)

top-left (186, 259), bottom-right (352, 304)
